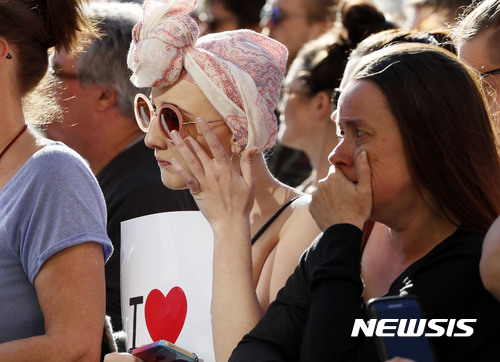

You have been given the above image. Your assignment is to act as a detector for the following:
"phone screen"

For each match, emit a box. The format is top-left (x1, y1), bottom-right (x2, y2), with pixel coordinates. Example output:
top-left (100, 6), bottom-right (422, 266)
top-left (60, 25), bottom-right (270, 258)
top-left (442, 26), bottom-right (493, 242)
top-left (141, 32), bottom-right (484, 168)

top-left (366, 295), bottom-right (435, 362)
top-left (132, 340), bottom-right (199, 362)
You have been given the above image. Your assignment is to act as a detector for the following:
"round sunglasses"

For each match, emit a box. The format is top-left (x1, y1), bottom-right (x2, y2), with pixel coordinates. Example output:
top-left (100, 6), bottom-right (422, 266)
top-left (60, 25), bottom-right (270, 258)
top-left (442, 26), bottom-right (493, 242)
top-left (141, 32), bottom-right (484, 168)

top-left (134, 93), bottom-right (224, 142)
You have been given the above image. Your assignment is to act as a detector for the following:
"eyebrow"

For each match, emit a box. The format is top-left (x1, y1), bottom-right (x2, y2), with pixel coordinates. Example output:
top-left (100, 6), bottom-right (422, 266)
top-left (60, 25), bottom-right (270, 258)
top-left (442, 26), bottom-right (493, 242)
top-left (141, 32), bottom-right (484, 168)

top-left (336, 117), bottom-right (364, 128)
top-left (338, 117), bottom-right (376, 132)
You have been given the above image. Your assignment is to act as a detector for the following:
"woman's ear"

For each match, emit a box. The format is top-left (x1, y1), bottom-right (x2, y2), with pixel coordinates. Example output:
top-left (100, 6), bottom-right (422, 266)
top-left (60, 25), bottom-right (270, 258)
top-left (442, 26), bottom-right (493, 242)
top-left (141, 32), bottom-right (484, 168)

top-left (94, 85), bottom-right (118, 112)
top-left (315, 91), bottom-right (334, 119)
top-left (0, 37), bottom-right (11, 64)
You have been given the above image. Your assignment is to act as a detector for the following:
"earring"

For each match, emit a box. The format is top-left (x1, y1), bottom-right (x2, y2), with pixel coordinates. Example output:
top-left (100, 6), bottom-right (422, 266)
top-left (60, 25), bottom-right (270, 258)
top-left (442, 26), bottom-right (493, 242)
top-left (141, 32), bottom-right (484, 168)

top-left (6, 53), bottom-right (12, 59)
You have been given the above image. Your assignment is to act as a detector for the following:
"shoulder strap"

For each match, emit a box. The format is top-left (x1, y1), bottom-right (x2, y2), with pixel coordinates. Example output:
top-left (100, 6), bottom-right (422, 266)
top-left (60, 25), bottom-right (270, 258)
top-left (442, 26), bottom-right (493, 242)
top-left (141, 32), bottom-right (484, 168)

top-left (251, 195), bottom-right (301, 245)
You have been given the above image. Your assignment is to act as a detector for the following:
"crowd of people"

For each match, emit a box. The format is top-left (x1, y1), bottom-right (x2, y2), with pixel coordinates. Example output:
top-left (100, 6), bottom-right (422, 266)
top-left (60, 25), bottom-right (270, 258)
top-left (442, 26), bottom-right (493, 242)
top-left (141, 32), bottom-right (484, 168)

top-left (1, 0), bottom-right (500, 361)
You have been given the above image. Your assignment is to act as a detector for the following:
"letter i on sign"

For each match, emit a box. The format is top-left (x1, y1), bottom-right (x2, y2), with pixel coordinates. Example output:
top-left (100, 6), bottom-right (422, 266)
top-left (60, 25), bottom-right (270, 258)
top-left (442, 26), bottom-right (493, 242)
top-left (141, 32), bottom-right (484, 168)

top-left (129, 296), bottom-right (144, 349)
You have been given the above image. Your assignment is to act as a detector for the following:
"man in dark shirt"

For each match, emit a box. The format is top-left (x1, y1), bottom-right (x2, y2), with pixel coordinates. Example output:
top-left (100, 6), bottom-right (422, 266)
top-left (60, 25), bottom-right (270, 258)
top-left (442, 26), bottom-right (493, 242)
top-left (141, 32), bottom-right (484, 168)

top-left (46, 1), bottom-right (197, 332)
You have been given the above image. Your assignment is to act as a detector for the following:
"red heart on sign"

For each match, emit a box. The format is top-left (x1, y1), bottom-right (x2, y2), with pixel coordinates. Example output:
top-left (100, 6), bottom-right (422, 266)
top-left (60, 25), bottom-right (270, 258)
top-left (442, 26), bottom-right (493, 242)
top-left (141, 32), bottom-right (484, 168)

top-left (144, 287), bottom-right (187, 343)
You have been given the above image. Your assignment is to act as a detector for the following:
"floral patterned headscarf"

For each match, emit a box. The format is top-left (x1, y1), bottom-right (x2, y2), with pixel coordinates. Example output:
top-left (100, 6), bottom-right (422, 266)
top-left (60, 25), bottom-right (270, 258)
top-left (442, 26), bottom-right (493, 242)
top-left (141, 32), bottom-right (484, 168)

top-left (127, 0), bottom-right (288, 150)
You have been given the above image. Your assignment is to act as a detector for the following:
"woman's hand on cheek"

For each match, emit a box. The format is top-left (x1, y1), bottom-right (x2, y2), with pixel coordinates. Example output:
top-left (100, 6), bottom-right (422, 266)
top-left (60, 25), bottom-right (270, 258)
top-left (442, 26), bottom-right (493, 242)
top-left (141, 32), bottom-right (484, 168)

top-left (170, 118), bottom-right (258, 227)
top-left (309, 151), bottom-right (372, 231)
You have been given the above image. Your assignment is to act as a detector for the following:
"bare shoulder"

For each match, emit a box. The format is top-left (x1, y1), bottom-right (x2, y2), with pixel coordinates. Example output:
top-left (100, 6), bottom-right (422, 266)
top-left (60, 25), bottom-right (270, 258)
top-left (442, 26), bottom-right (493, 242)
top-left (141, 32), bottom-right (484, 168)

top-left (280, 194), bottom-right (320, 243)
top-left (481, 216), bottom-right (500, 301)
top-left (288, 194), bottom-right (315, 224)
top-left (482, 216), bottom-right (500, 254)
top-left (290, 193), bottom-right (312, 209)
top-left (256, 193), bottom-right (321, 303)
top-left (487, 216), bottom-right (500, 236)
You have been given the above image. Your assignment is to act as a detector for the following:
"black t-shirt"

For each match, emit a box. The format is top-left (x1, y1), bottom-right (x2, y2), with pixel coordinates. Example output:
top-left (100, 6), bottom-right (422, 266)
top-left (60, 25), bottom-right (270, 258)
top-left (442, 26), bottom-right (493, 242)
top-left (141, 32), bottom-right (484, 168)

top-left (97, 137), bottom-right (198, 331)
top-left (230, 224), bottom-right (500, 361)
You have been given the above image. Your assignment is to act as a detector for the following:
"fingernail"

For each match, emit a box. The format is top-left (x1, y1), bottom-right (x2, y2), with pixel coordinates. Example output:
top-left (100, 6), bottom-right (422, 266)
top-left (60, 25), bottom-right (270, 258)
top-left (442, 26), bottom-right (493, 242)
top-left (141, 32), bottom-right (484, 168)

top-left (171, 130), bottom-right (181, 141)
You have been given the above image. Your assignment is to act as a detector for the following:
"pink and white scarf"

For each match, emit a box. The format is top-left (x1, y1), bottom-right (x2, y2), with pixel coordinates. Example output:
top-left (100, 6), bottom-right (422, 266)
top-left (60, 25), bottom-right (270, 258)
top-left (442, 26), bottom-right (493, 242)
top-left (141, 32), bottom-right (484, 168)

top-left (127, 0), bottom-right (288, 150)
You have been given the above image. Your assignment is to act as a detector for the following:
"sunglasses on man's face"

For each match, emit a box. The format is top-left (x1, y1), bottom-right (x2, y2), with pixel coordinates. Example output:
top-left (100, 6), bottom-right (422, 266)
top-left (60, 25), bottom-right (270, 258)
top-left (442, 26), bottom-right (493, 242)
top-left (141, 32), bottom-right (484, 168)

top-left (197, 12), bottom-right (238, 34)
top-left (330, 88), bottom-right (342, 112)
top-left (481, 67), bottom-right (500, 77)
top-left (134, 93), bottom-right (223, 142)
top-left (259, 4), bottom-right (307, 27)
top-left (48, 66), bottom-right (80, 81)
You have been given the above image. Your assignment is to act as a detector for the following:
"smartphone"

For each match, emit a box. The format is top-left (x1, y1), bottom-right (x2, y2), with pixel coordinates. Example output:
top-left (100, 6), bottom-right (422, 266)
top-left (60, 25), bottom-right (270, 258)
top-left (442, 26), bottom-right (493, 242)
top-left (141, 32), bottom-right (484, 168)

top-left (131, 340), bottom-right (199, 362)
top-left (365, 295), bottom-right (436, 362)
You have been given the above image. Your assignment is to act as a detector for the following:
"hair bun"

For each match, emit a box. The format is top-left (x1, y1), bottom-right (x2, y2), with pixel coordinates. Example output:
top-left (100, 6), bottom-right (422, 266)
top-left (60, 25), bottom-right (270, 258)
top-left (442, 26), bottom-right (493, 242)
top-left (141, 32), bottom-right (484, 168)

top-left (34, 0), bottom-right (57, 48)
top-left (341, 0), bottom-right (394, 46)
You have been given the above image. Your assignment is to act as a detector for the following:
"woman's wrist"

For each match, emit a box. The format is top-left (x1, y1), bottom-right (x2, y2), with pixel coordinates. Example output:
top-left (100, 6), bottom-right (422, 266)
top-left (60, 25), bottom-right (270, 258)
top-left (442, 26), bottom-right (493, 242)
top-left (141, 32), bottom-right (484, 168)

top-left (211, 215), bottom-right (252, 243)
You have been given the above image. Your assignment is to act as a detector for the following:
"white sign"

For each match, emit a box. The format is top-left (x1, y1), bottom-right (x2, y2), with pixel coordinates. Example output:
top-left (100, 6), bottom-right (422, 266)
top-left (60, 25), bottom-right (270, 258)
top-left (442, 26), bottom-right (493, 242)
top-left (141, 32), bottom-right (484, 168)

top-left (121, 211), bottom-right (214, 362)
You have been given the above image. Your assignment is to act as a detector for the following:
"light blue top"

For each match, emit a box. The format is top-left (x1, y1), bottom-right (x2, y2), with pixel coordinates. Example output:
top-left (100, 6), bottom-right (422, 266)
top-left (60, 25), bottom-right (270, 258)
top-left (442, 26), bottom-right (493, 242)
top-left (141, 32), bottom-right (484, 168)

top-left (0, 142), bottom-right (113, 343)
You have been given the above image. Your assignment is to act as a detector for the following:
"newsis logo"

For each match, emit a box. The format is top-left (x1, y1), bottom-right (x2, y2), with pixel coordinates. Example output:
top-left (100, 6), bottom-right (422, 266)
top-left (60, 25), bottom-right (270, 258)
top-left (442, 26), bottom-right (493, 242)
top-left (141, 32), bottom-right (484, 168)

top-left (351, 319), bottom-right (477, 337)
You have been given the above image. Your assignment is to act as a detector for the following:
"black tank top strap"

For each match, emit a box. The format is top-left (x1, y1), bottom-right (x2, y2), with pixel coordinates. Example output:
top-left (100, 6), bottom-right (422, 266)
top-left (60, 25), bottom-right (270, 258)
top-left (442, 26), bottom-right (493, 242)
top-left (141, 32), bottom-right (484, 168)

top-left (251, 195), bottom-right (301, 245)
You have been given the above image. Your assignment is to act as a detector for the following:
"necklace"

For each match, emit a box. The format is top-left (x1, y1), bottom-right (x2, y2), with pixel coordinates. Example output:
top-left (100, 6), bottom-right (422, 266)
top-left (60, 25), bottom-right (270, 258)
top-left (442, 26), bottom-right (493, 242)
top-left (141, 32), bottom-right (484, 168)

top-left (0, 124), bottom-right (28, 159)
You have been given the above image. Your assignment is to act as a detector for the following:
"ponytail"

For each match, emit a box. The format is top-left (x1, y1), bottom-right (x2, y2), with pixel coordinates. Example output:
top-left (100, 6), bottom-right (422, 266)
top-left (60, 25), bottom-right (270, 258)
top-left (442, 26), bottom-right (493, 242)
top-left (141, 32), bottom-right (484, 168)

top-left (0, 0), bottom-right (97, 95)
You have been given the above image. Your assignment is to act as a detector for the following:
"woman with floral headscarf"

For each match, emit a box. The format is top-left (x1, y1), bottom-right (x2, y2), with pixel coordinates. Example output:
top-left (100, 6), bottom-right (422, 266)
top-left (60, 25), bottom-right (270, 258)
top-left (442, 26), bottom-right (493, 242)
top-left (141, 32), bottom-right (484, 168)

top-left (106, 0), bottom-right (321, 360)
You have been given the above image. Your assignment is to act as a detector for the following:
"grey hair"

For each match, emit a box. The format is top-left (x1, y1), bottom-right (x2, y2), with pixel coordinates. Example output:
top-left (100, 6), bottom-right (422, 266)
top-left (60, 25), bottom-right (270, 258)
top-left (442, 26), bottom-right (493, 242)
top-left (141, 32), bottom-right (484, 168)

top-left (76, 1), bottom-right (149, 120)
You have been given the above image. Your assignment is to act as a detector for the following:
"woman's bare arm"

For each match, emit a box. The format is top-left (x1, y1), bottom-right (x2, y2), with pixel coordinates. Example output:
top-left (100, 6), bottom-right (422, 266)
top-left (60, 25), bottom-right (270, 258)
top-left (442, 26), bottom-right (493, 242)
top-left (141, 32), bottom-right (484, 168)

top-left (0, 242), bottom-right (106, 361)
top-left (480, 215), bottom-right (500, 301)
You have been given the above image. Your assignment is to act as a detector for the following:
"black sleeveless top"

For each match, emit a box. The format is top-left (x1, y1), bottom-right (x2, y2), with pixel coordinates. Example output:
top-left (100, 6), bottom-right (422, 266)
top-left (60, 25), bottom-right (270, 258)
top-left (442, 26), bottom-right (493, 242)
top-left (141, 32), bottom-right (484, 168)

top-left (251, 196), bottom-right (301, 245)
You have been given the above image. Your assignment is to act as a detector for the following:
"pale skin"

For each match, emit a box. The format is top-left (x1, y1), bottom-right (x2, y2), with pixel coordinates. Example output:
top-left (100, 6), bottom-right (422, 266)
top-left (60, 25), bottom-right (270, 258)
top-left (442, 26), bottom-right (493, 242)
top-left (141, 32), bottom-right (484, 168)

top-left (105, 79), bottom-right (321, 362)
top-left (0, 38), bottom-right (106, 361)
